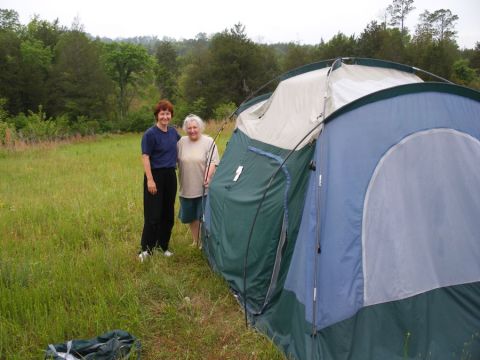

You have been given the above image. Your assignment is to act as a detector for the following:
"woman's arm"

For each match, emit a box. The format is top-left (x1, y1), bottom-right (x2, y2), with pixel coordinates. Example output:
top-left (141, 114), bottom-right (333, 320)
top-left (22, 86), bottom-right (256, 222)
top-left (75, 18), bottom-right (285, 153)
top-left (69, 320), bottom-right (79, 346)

top-left (204, 163), bottom-right (216, 188)
top-left (204, 141), bottom-right (219, 187)
top-left (142, 154), bottom-right (157, 194)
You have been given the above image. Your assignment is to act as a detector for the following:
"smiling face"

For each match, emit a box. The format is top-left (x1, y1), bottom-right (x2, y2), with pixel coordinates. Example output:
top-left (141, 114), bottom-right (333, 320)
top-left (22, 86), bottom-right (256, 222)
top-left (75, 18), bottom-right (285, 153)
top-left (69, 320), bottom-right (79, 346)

top-left (156, 110), bottom-right (172, 129)
top-left (186, 120), bottom-right (200, 141)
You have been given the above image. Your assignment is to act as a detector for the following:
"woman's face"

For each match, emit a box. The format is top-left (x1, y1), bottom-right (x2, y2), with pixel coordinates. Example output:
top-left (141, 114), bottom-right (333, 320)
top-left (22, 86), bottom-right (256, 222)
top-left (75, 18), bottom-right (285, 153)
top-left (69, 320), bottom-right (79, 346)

top-left (186, 121), bottom-right (200, 141)
top-left (156, 110), bottom-right (172, 127)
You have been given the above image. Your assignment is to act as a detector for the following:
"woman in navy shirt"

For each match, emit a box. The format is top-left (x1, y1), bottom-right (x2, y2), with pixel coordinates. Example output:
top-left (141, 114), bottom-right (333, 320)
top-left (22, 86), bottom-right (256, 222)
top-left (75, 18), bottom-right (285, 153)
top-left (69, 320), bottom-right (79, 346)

top-left (139, 99), bottom-right (180, 261)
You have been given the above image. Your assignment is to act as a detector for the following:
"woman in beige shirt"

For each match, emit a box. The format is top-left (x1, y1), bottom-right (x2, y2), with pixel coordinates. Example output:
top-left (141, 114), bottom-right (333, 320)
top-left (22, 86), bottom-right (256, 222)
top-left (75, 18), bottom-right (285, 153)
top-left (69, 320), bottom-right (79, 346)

top-left (177, 114), bottom-right (220, 248)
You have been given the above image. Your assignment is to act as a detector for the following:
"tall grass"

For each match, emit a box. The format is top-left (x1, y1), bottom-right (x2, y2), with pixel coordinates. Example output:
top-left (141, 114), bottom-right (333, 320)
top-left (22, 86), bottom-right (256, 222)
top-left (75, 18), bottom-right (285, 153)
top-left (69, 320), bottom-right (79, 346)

top-left (0, 123), bottom-right (284, 359)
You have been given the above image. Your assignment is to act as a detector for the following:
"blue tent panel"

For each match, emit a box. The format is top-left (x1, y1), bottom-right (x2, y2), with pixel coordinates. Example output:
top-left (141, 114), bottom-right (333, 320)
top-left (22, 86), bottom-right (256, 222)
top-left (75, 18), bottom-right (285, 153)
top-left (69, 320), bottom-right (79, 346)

top-left (285, 86), bottom-right (480, 331)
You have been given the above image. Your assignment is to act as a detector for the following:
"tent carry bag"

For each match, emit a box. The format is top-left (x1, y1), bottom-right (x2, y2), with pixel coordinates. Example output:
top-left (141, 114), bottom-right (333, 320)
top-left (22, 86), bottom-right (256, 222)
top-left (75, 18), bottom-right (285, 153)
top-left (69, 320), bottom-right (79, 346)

top-left (44, 329), bottom-right (140, 359)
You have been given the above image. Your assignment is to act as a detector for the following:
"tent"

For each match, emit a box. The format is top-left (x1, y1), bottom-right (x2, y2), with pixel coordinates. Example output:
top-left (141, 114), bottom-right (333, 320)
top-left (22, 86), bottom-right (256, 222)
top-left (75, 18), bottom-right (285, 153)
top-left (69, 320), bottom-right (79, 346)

top-left (203, 58), bottom-right (480, 359)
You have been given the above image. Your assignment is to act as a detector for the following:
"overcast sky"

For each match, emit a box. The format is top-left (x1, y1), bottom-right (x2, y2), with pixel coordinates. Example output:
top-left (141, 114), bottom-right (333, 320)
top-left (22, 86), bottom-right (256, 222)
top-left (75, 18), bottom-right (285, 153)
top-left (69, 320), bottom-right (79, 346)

top-left (3, 0), bottom-right (479, 48)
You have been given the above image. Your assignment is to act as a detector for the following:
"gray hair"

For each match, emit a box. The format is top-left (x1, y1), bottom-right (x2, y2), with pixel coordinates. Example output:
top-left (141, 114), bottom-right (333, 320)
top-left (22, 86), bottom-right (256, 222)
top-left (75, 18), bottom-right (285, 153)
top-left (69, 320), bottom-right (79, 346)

top-left (182, 114), bottom-right (205, 132)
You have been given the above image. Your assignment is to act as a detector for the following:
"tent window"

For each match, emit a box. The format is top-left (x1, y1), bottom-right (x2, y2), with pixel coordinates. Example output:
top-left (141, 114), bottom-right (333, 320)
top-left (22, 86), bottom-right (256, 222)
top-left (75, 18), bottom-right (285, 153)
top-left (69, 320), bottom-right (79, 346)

top-left (362, 128), bottom-right (480, 306)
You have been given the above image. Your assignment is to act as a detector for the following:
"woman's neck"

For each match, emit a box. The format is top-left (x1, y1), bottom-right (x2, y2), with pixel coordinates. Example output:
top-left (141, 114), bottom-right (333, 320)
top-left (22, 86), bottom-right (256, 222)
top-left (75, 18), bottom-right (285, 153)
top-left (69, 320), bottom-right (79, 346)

top-left (156, 123), bottom-right (168, 132)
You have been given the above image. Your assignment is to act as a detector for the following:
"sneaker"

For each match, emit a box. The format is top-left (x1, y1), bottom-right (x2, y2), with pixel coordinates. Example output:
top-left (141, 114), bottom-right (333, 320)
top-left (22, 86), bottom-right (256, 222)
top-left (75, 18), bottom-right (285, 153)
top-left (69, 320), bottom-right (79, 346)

top-left (138, 251), bottom-right (149, 262)
top-left (164, 250), bottom-right (173, 257)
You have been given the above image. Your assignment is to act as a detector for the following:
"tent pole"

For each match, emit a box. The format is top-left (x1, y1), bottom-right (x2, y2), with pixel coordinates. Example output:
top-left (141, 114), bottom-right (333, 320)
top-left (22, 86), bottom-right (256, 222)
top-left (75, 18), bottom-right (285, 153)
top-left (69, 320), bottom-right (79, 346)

top-left (199, 113), bottom-right (234, 248)
top-left (311, 59), bottom-right (339, 336)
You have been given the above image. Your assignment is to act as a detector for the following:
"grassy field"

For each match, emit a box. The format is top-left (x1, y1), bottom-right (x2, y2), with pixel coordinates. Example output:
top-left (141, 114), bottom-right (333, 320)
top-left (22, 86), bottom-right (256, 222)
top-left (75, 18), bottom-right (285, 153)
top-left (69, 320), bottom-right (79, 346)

top-left (0, 122), bottom-right (285, 359)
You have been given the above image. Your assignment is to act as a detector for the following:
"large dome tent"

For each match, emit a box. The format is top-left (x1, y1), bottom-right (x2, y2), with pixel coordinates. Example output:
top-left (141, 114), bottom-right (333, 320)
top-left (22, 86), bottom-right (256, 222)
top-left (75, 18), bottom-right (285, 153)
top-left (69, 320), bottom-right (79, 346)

top-left (203, 58), bottom-right (480, 359)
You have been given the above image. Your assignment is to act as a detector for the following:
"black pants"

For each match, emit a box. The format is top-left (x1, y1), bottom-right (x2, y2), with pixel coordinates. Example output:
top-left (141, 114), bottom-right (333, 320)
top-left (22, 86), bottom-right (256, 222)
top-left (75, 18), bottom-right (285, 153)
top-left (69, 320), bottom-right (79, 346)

top-left (141, 168), bottom-right (177, 252)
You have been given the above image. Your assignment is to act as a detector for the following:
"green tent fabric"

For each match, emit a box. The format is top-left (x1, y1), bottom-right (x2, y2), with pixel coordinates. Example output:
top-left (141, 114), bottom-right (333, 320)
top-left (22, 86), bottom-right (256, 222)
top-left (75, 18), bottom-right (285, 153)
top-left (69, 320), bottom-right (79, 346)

top-left (45, 330), bottom-right (140, 359)
top-left (204, 130), bottom-right (315, 313)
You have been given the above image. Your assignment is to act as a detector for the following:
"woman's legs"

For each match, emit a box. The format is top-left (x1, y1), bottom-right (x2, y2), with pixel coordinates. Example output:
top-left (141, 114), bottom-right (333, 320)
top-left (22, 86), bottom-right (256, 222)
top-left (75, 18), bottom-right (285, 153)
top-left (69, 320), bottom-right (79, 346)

top-left (157, 169), bottom-right (177, 252)
top-left (179, 196), bottom-right (204, 248)
top-left (141, 174), bottom-right (161, 252)
top-left (189, 220), bottom-right (200, 247)
top-left (141, 168), bottom-right (177, 253)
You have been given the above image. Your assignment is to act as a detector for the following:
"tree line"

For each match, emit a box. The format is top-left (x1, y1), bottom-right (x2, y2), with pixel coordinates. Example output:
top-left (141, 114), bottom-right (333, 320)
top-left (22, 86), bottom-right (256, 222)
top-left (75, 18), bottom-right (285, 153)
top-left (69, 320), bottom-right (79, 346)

top-left (0, 0), bottom-right (479, 143)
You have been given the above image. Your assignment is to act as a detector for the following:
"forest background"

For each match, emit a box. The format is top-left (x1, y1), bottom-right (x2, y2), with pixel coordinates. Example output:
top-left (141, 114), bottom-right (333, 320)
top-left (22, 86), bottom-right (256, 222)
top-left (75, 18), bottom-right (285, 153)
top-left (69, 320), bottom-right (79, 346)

top-left (0, 0), bottom-right (479, 144)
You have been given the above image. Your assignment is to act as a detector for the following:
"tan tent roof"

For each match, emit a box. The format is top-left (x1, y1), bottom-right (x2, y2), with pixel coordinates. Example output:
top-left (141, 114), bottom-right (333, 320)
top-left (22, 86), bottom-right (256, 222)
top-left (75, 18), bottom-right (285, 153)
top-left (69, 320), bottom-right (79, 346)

top-left (237, 63), bottom-right (422, 150)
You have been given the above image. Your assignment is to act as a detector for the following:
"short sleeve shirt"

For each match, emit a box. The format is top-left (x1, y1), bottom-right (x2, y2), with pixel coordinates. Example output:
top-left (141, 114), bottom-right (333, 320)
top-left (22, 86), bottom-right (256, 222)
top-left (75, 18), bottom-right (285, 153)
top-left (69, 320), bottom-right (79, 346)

top-left (141, 125), bottom-right (180, 169)
top-left (177, 135), bottom-right (220, 198)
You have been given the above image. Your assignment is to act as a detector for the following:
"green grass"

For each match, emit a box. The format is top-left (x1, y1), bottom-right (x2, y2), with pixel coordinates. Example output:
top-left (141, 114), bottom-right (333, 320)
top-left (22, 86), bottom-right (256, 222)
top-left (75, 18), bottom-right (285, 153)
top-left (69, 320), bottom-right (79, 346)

top-left (0, 126), bottom-right (285, 359)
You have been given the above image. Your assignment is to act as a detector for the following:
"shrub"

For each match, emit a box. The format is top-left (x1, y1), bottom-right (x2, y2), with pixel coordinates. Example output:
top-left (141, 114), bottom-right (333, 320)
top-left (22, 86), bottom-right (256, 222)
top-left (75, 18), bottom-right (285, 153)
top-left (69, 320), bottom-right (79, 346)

top-left (19, 107), bottom-right (55, 142)
top-left (190, 97), bottom-right (207, 119)
top-left (125, 107), bottom-right (155, 132)
top-left (10, 112), bottom-right (29, 130)
top-left (71, 115), bottom-right (100, 136)
top-left (213, 102), bottom-right (237, 121)
top-left (17, 107), bottom-right (76, 142)
top-left (0, 121), bottom-right (17, 145)
top-left (55, 115), bottom-right (72, 139)
top-left (172, 99), bottom-right (190, 127)
top-left (21, 117), bottom-right (58, 142)
top-left (0, 98), bottom-right (8, 123)
top-left (452, 59), bottom-right (478, 86)
top-left (173, 97), bottom-right (209, 127)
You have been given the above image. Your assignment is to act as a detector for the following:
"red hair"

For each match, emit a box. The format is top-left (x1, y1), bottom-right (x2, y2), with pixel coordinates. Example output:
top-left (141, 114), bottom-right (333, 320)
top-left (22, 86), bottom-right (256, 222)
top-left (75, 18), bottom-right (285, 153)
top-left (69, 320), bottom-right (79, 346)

top-left (154, 99), bottom-right (174, 118)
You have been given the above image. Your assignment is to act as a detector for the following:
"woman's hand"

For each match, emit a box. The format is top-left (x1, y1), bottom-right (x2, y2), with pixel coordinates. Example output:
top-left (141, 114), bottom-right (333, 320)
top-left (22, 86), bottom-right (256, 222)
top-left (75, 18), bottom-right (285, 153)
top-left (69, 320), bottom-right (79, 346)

top-left (147, 179), bottom-right (157, 194)
top-left (204, 176), bottom-right (213, 188)
top-left (204, 164), bottom-right (216, 189)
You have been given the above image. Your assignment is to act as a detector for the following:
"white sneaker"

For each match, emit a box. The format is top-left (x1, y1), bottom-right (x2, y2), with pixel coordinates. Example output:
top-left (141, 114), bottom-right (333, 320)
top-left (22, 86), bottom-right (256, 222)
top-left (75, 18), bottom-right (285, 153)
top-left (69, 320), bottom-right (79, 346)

top-left (164, 250), bottom-right (173, 257)
top-left (138, 251), bottom-right (149, 262)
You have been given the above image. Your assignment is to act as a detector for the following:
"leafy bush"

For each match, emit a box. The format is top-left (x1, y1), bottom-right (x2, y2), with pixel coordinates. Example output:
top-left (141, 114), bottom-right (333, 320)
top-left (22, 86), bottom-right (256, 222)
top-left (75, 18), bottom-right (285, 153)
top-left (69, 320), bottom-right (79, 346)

top-left (125, 107), bottom-right (155, 132)
top-left (173, 97), bottom-right (209, 127)
top-left (10, 112), bottom-right (29, 130)
top-left (213, 102), bottom-right (237, 120)
top-left (55, 115), bottom-right (72, 138)
top-left (5, 108), bottom-right (103, 142)
top-left (19, 107), bottom-right (54, 142)
top-left (0, 121), bottom-right (17, 145)
top-left (0, 99), bottom-right (16, 145)
top-left (99, 119), bottom-right (115, 133)
top-left (70, 115), bottom-right (100, 136)
top-left (4, 102), bottom-right (106, 142)
top-left (190, 97), bottom-right (207, 119)
top-left (21, 117), bottom-right (59, 142)
top-left (0, 98), bottom-right (8, 123)
top-left (452, 59), bottom-right (478, 86)
top-left (172, 99), bottom-right (190, 127)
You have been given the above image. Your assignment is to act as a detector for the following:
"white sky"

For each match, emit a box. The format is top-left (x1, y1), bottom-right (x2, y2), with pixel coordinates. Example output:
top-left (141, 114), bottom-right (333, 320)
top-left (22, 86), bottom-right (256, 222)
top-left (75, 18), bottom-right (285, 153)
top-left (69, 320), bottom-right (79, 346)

top-left (3, 0), bottom-right (479, 48)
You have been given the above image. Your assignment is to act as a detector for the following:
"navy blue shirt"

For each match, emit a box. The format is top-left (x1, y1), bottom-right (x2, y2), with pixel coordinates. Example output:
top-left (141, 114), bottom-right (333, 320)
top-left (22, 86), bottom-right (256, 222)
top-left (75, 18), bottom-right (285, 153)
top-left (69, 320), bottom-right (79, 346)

top-left (141, 125), bottom-right (180, 169)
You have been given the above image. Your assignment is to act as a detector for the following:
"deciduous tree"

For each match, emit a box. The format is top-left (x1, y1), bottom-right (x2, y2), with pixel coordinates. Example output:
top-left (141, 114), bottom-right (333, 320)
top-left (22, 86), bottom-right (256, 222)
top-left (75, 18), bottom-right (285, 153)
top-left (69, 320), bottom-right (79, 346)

top-left (49, 31), bottom-right (113, 121)
top-left (316, 32), bottom-right (357, 60)
top-left (154, 41), bottom-right (178, 100)
top-left (103, 42), bottom-right (154, 121)
top-left (0, 29), bottom-right (22, 114)
top-left (0, 8), bottom-right (21, 32)
top-left (357, 22), bottom-right (406, 62)
top-left (18, 38), bottom-right (52, 112)
top-left (25, 15), bottom-right (65, 49)
top-left (281, 43), bottom-right (315, 72)
top-left (179, 23), bottom-right (278, 117)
